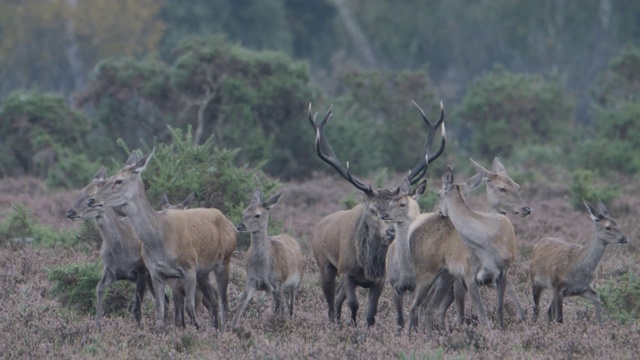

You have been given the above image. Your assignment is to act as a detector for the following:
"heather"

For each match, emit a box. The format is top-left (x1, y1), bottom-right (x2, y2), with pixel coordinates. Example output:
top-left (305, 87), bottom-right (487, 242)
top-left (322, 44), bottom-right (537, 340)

top-left (1, 175), bottom-right (638, 359)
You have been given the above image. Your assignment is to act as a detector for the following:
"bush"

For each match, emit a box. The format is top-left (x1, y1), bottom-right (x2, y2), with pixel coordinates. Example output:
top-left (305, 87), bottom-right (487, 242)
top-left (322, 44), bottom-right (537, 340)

top-left (599, 272), bottom-right (640, 324)
top-left (47, 261), bottom-right (134, 317)
top-left (118, 125), bottom-right (280, 224)
top-left (569, 169), bottom-right (620, 210)
top-left (0, 203), bottom-right (78, 248)
top-left (457, 68), bottom-right (574, 160)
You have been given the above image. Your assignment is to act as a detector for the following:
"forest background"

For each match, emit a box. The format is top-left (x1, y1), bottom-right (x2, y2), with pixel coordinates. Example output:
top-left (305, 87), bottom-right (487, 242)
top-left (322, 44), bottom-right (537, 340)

top-left (1, 1), bottom-right (640, 358)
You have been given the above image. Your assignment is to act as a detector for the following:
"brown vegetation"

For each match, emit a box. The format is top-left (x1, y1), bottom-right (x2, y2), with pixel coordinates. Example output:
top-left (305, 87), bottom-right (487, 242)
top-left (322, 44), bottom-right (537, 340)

top-left (0, 174), bottom-right (639, 359)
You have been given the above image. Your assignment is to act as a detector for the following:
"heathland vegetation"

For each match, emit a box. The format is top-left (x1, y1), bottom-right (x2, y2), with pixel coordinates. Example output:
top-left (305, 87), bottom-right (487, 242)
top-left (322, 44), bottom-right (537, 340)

top-left (1, 1), bottom-right (640, 358)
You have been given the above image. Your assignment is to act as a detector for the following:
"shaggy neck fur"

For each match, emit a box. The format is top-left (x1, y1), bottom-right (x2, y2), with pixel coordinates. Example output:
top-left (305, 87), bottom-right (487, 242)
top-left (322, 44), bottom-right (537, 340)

top-left (356, 210), bottom-right (387, 280)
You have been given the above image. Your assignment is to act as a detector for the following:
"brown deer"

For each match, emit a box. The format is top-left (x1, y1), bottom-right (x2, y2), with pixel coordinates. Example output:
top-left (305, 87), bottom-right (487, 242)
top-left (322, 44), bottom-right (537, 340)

top-left (86, 150), bottom-right (237, 330)
top-left (530, 200), bottom-right (627, 325)
top-left (308, 101), bottom-right (445, 326)
top-left (383, 158), bottom-right (531, 330)
top-left (425, 158), bottom-right (531, 327)
top-left (160, 192), bottom-right (195, 210)
top-left (67, 164), bottom-right (156, 327)
top-left (232, 189), bottom-right (305, 329)
top-left (380, 178), bottom-right (427, 329)
top-left (432, 165), bottom-right (519, 330)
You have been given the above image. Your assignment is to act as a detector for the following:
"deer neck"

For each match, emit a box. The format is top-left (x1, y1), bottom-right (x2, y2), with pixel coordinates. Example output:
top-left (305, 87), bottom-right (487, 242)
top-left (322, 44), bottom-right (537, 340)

top-left (119, 180), bottom-right (163, 248)
top-left (573, 227), bottom-right (608, 276)
top-left (247, 223), bottom-right (273, 276)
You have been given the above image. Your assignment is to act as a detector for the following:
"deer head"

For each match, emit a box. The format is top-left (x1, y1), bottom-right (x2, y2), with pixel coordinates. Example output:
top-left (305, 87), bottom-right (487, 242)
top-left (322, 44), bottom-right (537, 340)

top-left (236, 189), bottom-right (283, 233)
top-left (585, 200), bottom-right (627, 245)
top-left (470, 158), bottom-right (532, 217)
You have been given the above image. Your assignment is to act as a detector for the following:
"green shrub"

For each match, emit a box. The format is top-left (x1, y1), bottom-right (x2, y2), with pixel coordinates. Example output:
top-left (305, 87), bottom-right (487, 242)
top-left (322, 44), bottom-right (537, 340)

top-left (457, 68), bottom-right (574, 160)
top-left (599, 272), bottom-right (640, 324)
top-left (47, 261), bottom-right (134, 317)
top-left (0, 204), bottom-right (78, 248)
top-left (118, 125), bottom-right (279, 224)
top-left (569, 169), bottom-right (620, 210)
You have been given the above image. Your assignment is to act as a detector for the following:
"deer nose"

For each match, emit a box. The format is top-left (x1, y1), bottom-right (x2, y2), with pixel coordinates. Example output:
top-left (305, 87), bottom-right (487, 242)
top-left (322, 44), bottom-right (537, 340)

top-left (386, 227), bottom-right (396, 242)
top-left (520, 206), bottom-right (532, 216)
top-left (87, 198), bottom-right (95, 207)
top-left (619, 237), bottom-right (628, 245)
top-left (66, 209), bottom-right (77, 219)
top-left (381, 213), bottom-right (391, 221)
top-left (236, 223), bottom-right (246, 232)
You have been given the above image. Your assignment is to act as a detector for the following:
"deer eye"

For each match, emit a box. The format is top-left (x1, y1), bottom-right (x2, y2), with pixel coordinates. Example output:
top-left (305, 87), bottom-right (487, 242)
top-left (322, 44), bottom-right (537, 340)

top-left (369, 209), bottom-right (377, 215)
top-left (254, 214), bottom-right (261, 219)
top-left (115, 179), bottom-right (123, 185)
top-left (399, 203), bottom-right (406, 208)
top-left (605, 225), bottom-right (612, 230)
top-left (499, 188), bottom-right (507, 193)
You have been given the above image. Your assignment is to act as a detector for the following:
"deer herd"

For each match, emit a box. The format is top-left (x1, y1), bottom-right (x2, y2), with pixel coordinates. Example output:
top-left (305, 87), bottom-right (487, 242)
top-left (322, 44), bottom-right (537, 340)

top-left (66, 101), bottom-right (628, 333)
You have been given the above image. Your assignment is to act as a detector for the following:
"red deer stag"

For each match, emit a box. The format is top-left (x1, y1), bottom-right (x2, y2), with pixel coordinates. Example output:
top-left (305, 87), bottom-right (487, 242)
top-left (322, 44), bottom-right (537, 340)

top-left (308, 101), bottom-right (445, 326)
top-left (232, 189), bottom-right (304, 328)
top-left (87, 150), bottom-right (237, 330)
top-left (530, 200), bottom-right (627, 325)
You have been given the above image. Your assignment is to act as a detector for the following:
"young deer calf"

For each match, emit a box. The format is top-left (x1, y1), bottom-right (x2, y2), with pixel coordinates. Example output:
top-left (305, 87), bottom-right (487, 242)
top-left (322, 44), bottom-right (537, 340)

top-left (530, 200), bottom-right (627, 325)
top-left (232, 189), bottom-right (304, 329)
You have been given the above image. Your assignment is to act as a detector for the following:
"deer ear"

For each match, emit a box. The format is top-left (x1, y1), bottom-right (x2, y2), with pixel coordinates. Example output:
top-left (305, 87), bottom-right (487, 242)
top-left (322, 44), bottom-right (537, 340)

top-left (133, 149), bottom-right (154, 174)
top-left (596, 200), bottom-right (610, 217)
top-left (442, 166), bottom-right (454, 190)
top-left (412, 179), bottom-right (427, 200)
top-left (161, 193), bottom-right (170, 209)
top-left (250, 188), bottom-right (263, 205)
top-left (463, 171), bottom-right (484, 196)
top-left (263, 191), bottom-right (283, 210)
top-left (399, 178), bottom-right (411, 196)
top-left (94, 166), bottom-right (107, 181)
top-left (470, 158), bottom-right (491, 182)
top-left (125, 150), bottom-right (140, 166)
top-left (492, 157), bottom-right (507, 174)
top-left (180, 193), bottom-right (195, 209)
top-left (584, 200), bottom-right (602, 222)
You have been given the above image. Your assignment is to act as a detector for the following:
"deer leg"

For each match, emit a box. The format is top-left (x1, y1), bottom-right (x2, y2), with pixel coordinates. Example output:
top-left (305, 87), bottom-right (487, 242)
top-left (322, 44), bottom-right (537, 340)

top-left (427, 273), bottom-right (455, 330)
top-left (132, 272), bottom-right (147, 326)
top-left (342, 276), bottom-right (360, 326)
top-left (288, 287), bottom-right (296, 317)
top-left (452, 280), bottom-right (467, 325)
top-left (335, 280), bottom-right (347, 322)
top-left (182, 271), bottom-right (199, 330)
top-left (555, 291), bottom-right (564, 323)
top-left (197, 273), bottom-right (220, 330)
top-left (467, 279), bottom-right (492, 328)
top-left (232, 280), bottom-right (257, 329)
top-left (408, 276), bottom-right (438, 332)
top-left (213, 262), bottom-right (230, 328)
top-left (580, 287), bottom-right (602, 325)
top-left (365, 281), bottom-right (384, 327)
top-left (150, 274), bottom-right (166, 329)
top-left (532, 282), bottom-right (543, 322)
top-left (495, 272), bottom-right (507, 330)
top-left (392, 286), bottom-right (405, 329)
top-left (146, 272), bottom-right (169, 323)
top-left (506, 280), bottom-right (525, 322)
top-left (171, 284), bottom-right (185, 328)
top-left (434, 282), bottom-right (455, 326)
top-left (96, 269), bottom-right (116, 328)
top-left (272, 287), bottom-right (284, 315)
top-left (319, 263), bottom-right (337, 323)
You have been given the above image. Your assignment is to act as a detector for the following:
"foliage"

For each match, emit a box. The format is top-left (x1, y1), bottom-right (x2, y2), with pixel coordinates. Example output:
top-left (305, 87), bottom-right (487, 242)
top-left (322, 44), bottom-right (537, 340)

top-left (121, 126), bottom-right (280, 224)
top-left (329, 69), bottom-right (439, 176)
top-left (593, 45), bottom-right (640, 107)
top-left (0, 90), bottom-right (100, 188)
top-left (569, 169), bottom-right (620, 210)
top-left (47, 260), bottom-right (133, 317)
top-left (457, 68), bottom-right (574, 160)
top-left (599, 272), bottom-right (640, 324)
top-left (0, 203), bottom-right (78, 248)
top-left (78, 36), bottom-right (319, 179)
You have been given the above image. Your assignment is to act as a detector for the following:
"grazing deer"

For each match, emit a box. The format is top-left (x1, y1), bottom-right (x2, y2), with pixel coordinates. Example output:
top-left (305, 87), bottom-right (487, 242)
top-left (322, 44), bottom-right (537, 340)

top-left (87, 150), bottom-right (237, 330)
top-left (433, 165), bottom-right (519, 330)
top-left (232, 189), bottom-right (304, 329)
top-left (381, 178), bottom-right (427, 328)
top-left (530, 200), bottom-right (627, 325)
top-left (308, 101), bottom-right (445, 326)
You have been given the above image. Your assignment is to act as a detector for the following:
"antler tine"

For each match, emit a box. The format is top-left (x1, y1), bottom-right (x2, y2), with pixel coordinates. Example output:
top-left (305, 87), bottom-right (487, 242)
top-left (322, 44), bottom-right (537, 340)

top-left (406, 101), bottom-right (447, 185)
top-left (308, 104), bottom-right (374, 195)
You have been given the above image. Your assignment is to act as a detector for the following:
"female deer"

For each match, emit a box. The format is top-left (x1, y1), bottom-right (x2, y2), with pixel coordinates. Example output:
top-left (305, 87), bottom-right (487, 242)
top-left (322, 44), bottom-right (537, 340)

top-left (232, 189), bottom-right (304, 328)
top-left (530, 200), bottom-right (627, 324)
